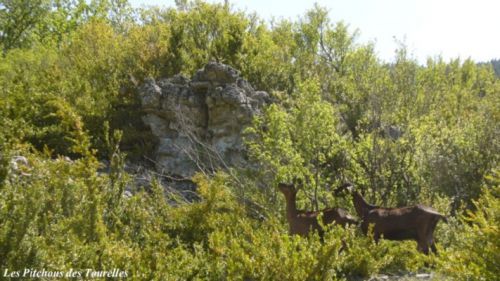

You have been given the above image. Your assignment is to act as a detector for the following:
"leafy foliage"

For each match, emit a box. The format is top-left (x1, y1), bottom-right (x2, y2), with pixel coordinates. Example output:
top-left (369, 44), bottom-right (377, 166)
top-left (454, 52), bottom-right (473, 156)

top-left (437, 171), bottom-right (500, 280)
top-left (0, 0), bottom-right (498, 279)
top-left (0, 147), bottom-right (431, 280)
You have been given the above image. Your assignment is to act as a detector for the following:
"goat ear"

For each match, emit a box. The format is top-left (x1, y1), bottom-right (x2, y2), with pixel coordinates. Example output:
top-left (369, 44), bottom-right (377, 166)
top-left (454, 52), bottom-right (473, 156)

top-left (334, 182), bottom-right (353, 195)
top-left (296, 177), bottom-right (303, 185)
top-left (292, 177), bottom-right (303, 189)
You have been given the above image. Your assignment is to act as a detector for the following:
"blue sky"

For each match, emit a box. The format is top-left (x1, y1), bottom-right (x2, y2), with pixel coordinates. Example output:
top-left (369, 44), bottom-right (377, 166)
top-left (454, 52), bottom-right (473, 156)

top-left (130, 0), bottom-right (499, 63)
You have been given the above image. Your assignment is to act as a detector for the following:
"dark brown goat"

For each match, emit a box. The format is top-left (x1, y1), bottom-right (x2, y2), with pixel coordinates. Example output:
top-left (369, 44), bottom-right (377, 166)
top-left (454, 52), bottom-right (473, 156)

top-left (334, 183), bottom-right (447, 254)
top-left (278, 183), bottom-right (357, 237)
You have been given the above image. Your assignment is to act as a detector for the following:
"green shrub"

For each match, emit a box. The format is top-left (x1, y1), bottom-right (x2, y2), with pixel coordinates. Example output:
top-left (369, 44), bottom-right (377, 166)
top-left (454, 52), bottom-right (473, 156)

top-left (437, 171), bottom-right (500, 280)
top-left (0, 1), bottom-right (498, 279)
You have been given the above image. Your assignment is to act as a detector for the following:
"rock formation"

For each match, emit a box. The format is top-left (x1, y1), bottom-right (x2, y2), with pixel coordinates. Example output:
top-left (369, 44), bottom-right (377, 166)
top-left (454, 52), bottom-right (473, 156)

top-left (139, 62), bottom-right (269, 179)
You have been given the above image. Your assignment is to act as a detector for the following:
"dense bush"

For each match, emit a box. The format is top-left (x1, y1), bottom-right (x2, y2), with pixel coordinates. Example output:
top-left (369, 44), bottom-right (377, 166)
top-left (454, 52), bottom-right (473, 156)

top-left (0, 0), bottom-right (498, 280)
top-left (0, 146), bottom-right (433, 280)
top-left (437, 171), bottom-right (500, 280)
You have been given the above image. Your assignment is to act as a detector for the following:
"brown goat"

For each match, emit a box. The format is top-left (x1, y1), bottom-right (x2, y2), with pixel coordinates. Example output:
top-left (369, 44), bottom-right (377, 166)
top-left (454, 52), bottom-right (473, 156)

top-left (334, 183), bottom-right (447, 254)
top-left (278, 183), bottom-right (357, 237)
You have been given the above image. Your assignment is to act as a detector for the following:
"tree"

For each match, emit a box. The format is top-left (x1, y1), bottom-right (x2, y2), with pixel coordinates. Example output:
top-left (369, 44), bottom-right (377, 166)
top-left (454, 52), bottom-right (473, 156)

top-left (0, 0), bottom-right (50, 52)
top-left (246, 79), bottom-right (349, 210)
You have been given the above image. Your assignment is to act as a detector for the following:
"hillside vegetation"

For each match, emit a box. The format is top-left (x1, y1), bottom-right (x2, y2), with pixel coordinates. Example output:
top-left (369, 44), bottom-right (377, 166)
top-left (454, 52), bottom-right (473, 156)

top-left (0, 1), bottom-right (499, 280)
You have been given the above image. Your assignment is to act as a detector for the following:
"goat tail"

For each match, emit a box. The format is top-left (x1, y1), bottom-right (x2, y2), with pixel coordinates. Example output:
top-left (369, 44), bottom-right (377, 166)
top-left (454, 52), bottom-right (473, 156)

top-left (424, 207), bottom-right (448, 223)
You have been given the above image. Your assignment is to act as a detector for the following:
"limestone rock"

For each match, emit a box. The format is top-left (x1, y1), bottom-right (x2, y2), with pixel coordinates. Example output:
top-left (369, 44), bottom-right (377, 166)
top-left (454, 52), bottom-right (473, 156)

top-left (139, 62), bottom-right (269, 179)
